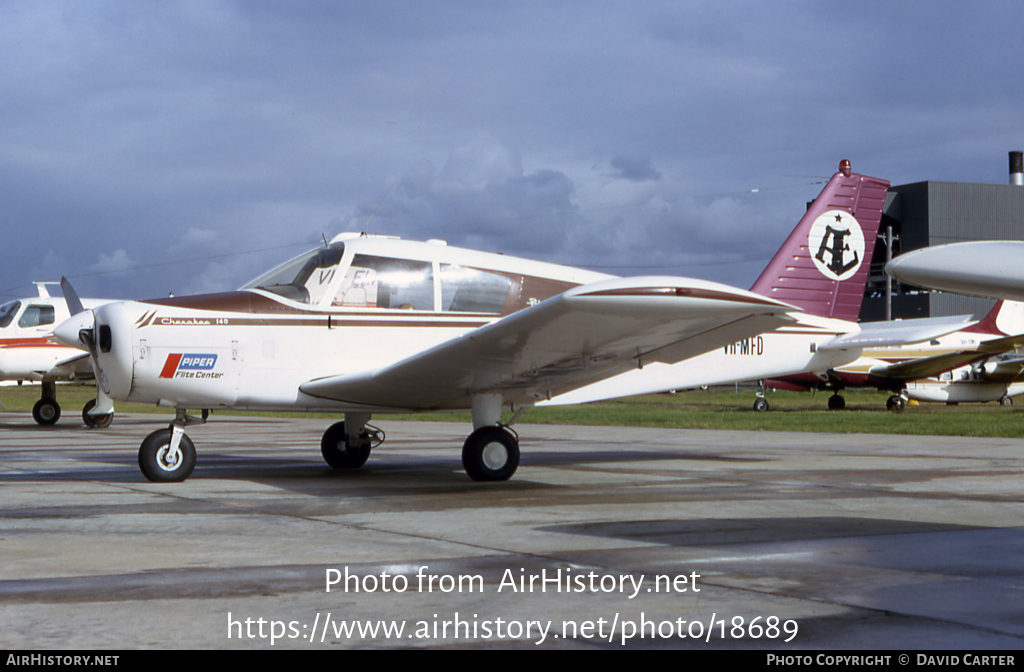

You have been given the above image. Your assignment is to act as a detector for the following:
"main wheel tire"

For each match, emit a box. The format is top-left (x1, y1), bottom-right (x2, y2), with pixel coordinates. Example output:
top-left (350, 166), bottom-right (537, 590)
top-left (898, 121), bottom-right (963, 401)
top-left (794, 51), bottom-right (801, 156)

top-left (321, 421), bottom-right (372, 469)
top-left (32, 398), bottom-right (61, 425)
top-left (462, 426), bottom-right (520, 482)
top-left (752, 397), bottom-right (769, 412)
top-left (1001, 395), bottom-right (1013, 407)
top-left (886, 395), bottom-right (906, 413)
top-left (82, 399), bottom-right (114, 429)
top-left (138, 429), bottom-right (196, 482)
top-left (827, 394), bottom-right (846, 411)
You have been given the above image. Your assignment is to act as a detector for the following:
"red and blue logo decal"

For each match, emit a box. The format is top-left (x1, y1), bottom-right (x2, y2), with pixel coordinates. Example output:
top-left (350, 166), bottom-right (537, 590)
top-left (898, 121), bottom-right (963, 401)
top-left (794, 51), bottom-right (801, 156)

top-left (160, 353), bottom-right (218, 378)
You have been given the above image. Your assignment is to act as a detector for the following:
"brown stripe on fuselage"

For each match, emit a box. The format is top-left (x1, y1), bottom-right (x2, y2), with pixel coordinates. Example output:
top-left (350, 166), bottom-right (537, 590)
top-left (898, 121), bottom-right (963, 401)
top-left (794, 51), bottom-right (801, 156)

top-left (145, 291), bottom-right (299, 314)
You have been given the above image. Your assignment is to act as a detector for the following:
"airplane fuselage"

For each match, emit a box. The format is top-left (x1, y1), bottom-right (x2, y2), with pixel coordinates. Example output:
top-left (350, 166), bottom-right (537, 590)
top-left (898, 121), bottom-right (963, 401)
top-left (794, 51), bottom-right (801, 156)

top-left (86, 234), bottom-right (610, 412)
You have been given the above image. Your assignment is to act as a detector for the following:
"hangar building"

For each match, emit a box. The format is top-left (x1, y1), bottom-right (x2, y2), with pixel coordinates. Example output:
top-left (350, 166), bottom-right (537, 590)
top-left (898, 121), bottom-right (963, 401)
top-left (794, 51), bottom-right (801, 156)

top-left (859, 151), bottom-right (1024, 322)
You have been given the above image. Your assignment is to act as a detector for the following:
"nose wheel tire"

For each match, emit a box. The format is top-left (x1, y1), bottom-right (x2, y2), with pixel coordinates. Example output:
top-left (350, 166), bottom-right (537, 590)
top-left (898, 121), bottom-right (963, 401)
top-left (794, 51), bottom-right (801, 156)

top-left (321, 421), bottom-right (373, 469)
top-left (462, 426), bottom-right (520, 481)
top-left (886, 395), bottom-right (907, 413)
top-left (32, 398), bottom-right (61, 425)
top-left (82, 399), bottom-right (114, 429)
top-left (139, 429), bottom-right (196, 482)
top-left (827, 394), bottom-right (846, 411)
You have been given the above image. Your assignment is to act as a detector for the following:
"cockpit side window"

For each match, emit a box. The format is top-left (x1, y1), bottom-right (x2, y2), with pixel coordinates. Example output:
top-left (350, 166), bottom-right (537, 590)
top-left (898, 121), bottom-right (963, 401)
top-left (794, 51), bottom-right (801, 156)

top-left (244, 243), bottom-right (346, 304)
top-left (0, 301), bottom-right (21, 329)
top-left (18, 304), bottom-right (55, 329)
top-left (334, 255), bottom-right (434, 310)
top-left (439, 265), bottom-right (512, 314)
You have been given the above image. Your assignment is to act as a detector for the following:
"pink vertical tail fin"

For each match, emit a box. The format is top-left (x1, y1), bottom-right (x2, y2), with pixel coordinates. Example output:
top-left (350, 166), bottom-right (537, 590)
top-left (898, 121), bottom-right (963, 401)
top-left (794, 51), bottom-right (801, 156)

top-left (750, 160), bottom-right (890, 321)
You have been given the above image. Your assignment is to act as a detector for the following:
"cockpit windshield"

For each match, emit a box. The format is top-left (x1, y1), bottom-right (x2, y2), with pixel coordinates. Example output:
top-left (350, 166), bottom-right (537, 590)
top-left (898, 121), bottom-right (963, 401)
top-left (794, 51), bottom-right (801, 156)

top-left (242, 243), bottom-right (346, 304)
top-left (0, 301), bottom-right (21, 329)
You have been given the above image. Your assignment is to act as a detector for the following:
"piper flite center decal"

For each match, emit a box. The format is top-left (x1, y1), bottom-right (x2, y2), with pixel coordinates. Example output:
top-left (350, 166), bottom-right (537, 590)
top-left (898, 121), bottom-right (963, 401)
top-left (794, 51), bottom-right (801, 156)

top-left (160, 353), bottom-right (222, 379)
top-left (808, 210), bottom-right (864, 282)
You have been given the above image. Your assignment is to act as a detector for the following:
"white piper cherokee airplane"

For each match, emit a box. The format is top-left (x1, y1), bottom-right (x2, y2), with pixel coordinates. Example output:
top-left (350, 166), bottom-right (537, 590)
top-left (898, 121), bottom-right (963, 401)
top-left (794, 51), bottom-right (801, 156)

top-left (53, 161), bottom-right (972, 483)
top-left (1, 282), bottom-right (115, 427)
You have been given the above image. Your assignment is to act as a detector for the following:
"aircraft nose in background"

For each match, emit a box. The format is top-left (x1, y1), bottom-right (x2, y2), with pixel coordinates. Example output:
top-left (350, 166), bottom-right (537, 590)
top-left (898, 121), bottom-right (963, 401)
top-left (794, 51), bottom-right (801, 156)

top-left (53, 310), bottom-right (95, 350)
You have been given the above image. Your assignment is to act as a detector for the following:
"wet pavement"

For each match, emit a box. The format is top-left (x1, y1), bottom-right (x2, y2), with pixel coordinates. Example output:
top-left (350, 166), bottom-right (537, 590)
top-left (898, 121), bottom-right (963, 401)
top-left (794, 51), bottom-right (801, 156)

top-left (1, 412), bottom-right (1022, 649)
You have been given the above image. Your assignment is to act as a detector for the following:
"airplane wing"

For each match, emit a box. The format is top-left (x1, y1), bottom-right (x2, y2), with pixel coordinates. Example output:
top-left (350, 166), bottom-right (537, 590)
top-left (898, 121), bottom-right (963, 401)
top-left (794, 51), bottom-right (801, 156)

top-left (816, 315), bottom-right (977, 351)
top-left (300, 276), bottom-right (797, 410)
top-left (50, 352), bottom-right (96, 380)
top-left (974, 356), bottom-right (1024, 384)
top-left (868, 351), bottom-right (991, 380)
top-left (854, 327), bottom-right (1024, 380)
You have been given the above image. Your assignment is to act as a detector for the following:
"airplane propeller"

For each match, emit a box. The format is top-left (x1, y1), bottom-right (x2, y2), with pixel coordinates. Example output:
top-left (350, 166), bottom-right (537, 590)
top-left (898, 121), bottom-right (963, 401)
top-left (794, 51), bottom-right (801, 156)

top-left (56, 277), bottom-right (115, 425)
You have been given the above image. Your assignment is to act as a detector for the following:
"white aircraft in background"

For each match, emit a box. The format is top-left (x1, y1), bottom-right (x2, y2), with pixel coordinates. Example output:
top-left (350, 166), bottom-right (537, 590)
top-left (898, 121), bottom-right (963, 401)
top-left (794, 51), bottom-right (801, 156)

top-left (765, 300), bottom-right (1024, 411)
top-left (1, 283), bottom-right (115, 427)
top-left (54, 161), bottom-right (969, 484)
top-left (882, 240), bottom-right (1024, 405)
top-left (886, 241), bottom-right (1024, 302)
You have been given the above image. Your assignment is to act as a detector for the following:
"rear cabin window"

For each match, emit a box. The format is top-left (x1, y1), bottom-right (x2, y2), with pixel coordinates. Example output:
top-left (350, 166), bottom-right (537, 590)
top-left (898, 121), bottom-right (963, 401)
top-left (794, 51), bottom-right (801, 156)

top-left (334, 255), bottom-right (434, 310)
top-left (439, 265), bottom-right (512, 314)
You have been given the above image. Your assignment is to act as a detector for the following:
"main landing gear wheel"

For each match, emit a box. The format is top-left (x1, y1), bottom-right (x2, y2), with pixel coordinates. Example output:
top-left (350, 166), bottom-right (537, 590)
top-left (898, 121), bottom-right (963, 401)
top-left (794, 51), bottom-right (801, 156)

top-left (82, 399), bottom-right (114, 429)
top-left (1000, 395), bottom-right (1013, 407)
top-left (752, 397), bottom-right (769, 413)
top-left (321, 421), bottom-right (372, 469)
top-left (138, 428), bottom-right (196, 482)
top-left (886, 395), bottom-right (907, 413)
top-left (462, 426), bottom-right (520, 482)
top-left (827, 394), bottom-right (846, 411)
top-left (32, 398), bottom-right (61, 425)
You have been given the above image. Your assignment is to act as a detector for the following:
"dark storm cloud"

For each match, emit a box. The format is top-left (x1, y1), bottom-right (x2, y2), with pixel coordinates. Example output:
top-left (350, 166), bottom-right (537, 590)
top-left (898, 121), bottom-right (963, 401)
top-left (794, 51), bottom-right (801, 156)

top-left (1, 1), bottom-right (1022, 302)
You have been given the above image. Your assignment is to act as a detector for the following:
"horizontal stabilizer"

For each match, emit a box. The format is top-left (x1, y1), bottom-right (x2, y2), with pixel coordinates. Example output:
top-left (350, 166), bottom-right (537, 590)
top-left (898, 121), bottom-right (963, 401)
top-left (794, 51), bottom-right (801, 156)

top-left (818, 315), bottom-right (976, 351)
top-left (978, 333), bottom-right (1024, 353)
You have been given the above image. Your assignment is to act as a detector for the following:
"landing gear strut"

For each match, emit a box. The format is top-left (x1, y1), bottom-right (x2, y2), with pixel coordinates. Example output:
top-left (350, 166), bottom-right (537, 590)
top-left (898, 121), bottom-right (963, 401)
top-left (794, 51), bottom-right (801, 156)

top-left (31, 382), bottom-right (60, 425)
top-left (886, 394), bottom-right (907, 413)
top-left (29, 382), bottom-right (115, 427)
top-left (320, 414), bottom-right (383, 469)
top-left (752, 380), bottom-right (769, 412)
top-left (461, 394), bottom-right (522, 481)
top-left (82, 398), bottom-right (114, 429)
top-left (137, 409), bottom-right (206, 482)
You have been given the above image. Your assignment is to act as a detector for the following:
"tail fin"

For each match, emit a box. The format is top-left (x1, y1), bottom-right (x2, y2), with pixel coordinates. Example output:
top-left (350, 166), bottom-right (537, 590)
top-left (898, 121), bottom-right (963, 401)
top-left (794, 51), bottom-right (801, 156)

top-left (965, 300), bottom-right (1024, 336)
top-left (750, 160), bottom-right (890, 321)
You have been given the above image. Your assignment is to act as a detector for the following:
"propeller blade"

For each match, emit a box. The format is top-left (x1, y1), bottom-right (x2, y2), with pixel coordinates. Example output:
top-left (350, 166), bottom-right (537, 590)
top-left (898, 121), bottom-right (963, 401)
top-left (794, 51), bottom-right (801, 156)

top-left (60, 277), bottom-right (86, 316)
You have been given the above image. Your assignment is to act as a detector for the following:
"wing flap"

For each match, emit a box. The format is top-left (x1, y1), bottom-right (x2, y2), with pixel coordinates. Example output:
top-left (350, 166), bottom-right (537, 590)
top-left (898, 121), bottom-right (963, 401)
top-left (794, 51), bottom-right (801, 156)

top-left (300, 276), bottom-right (796, 410)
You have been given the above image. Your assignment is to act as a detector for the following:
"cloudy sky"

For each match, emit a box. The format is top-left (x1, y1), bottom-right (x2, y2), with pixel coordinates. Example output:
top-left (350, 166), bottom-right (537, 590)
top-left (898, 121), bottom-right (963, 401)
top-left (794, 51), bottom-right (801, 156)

top-left (2, 1), bottom-right (1022, 301)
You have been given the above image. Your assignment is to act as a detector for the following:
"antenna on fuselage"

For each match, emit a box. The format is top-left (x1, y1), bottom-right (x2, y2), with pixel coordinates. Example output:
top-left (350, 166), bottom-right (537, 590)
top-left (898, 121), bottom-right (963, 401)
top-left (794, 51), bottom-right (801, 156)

top-left (364, 177), bottom-right (399, 236)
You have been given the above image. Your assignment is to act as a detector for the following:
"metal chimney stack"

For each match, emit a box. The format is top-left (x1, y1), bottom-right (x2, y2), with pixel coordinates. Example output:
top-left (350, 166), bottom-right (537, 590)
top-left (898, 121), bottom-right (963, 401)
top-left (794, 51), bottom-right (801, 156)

top-left (1011, 151), bottom-right (1023, 186)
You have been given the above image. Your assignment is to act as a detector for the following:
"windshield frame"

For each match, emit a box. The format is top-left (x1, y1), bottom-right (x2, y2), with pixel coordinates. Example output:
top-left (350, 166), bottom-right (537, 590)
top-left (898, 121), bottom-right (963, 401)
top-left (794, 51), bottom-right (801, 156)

top-left (0, 301), bottom-right (21, 329)
top-left (241, 243), bottom-right (347, 305)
